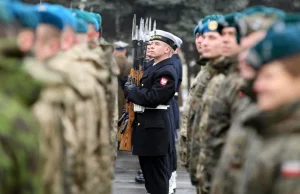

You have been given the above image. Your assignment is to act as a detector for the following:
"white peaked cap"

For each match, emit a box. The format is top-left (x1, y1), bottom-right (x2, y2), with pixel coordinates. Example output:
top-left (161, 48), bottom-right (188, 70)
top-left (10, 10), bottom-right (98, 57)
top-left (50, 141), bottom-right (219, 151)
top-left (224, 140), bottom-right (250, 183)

top-left (149, 29), bottom-right (182, 50)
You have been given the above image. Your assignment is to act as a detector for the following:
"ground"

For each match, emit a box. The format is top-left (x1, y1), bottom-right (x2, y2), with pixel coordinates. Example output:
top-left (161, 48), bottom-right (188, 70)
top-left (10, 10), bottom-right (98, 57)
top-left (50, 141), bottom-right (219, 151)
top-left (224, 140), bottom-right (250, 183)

top-left (113, 151), bottom-right (196, 194)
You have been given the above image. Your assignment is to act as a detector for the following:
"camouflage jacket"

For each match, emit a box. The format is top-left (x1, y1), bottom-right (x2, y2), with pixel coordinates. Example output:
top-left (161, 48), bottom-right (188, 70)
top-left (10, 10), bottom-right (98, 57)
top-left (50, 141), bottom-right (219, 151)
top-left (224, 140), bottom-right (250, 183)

top-left (210, 103), bottom-right (258, 194)
top-left (25, 42), bottom-right (117, 194)
top-left (189, 56), bottom-right (231, 189)
top-left (179, 56), bottom-right (209, 168)
top-left (0, 38), bottom-right (42, 194)
top-left (179, 56), bottom-right (215, 169)
top-left (239, 101), bottom-right (300, 194)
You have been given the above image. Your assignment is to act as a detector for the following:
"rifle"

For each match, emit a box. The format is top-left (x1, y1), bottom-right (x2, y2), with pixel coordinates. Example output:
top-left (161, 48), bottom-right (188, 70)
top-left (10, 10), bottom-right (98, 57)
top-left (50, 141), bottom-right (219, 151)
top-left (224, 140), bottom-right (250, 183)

top-left (118, 15), bottom-right (155, 151)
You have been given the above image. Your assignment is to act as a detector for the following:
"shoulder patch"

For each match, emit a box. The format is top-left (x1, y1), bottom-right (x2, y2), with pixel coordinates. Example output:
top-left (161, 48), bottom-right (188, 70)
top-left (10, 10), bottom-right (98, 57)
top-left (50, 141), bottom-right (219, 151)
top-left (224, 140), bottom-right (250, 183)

top-left (281, 161), bottom-right (300, 178)
top-left (160, 77), bottom-right (168, 86)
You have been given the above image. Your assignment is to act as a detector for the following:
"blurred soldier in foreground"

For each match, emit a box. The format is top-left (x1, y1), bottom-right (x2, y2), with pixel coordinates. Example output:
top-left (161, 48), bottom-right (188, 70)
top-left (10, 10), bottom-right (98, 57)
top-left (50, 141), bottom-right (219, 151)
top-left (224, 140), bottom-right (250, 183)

top-left (239, 21), bottom-right (300, 194)
top-left (0, 1), bottom-right (42, 193)
top-left (210, 7), bottom-right (286, 194)
top-left (113, 41), bottom-right (132, 118)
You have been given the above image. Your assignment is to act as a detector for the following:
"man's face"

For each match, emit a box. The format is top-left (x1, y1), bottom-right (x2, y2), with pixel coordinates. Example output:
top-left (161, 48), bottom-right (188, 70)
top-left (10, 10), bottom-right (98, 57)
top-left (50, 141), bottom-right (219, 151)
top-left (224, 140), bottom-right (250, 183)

top-left (34, 25), bottom-right (60, 61)
top-left (254, 61), bottom-right (300, 111)
top-left (149, 40), bottom-right (170, 59)
top-left (17, 29), bottom-right (35, 53)
top-left (195, 33), bottom-right (203, 54)
top-left (222, 27), bottom-right (240, 57)
top-left (87, 24), bottom-right (98, 41)
top-left (146, 42), bottom-right (153, 59)
top-left (201, 31), bottom-right (222, 58)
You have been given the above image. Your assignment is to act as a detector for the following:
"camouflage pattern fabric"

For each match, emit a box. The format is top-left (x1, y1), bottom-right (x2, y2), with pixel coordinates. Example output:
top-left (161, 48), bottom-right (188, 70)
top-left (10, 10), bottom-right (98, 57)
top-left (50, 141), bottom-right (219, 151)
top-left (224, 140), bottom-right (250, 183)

top-left (0, 38), bottom-right (42, 194)
top-left (24, 41), bottom-right (118, 194)
top-left (239, 101), bottom-right (300, 194)
top-left (210, 103), bottom-right (257, 194)
top-left (179, 56), bottom-right (212, 169)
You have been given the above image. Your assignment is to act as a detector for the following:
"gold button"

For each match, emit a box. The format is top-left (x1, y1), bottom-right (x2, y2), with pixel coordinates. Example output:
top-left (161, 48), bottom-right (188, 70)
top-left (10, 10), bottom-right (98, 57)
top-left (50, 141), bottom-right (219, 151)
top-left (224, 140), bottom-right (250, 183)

top-left (141, 84), bottom-right (144, 87)
top-left (138, 123), bottom-right (140, 126)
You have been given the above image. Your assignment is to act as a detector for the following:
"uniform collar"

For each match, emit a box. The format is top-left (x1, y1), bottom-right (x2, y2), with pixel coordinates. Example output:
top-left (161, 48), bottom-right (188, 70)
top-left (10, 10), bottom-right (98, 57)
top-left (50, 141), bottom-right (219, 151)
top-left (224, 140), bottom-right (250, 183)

top-left (243, 100), bottom-right (300, 137)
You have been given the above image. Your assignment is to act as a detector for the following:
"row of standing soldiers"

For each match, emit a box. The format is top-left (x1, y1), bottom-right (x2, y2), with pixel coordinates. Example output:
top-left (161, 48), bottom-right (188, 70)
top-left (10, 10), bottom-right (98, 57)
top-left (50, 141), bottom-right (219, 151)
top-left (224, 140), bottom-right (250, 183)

top-left (0, 1), bottom-right (119, 194)
top-left (179, 5), bottom-right (300, 194)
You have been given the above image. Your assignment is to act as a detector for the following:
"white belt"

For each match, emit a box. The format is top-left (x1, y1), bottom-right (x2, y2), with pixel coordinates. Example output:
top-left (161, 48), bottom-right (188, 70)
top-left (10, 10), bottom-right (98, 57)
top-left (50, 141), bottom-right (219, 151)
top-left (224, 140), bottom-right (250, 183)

top-left (145, 105), bottom-right (169, 110)
top-left (174, 92), bottom-right (178, 96)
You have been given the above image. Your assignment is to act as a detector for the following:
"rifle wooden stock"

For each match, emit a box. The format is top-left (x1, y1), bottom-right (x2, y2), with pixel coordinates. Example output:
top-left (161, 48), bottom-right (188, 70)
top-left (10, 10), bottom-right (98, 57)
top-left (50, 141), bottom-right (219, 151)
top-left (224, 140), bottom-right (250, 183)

top-left (118, 68), bottom-right (143, 151)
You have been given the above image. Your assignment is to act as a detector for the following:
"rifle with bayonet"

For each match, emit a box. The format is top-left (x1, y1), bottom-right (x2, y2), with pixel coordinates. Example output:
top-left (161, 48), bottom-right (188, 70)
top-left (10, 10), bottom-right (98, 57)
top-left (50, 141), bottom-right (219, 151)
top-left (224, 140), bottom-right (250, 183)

top-left (118, 15), bottom-right (156, 151)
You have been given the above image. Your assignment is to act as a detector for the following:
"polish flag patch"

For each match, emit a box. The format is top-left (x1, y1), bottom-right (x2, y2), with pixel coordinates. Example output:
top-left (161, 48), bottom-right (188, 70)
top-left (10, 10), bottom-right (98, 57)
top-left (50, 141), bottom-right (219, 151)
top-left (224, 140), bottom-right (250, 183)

top-left (160, 77), bottom-right (168, 86)
top-left (281, 161), bottom-right (300, 178)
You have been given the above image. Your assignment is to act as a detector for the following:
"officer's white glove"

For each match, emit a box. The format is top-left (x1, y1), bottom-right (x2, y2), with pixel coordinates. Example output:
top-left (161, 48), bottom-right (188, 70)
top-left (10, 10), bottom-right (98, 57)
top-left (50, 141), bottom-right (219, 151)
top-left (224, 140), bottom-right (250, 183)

top-left (134, 104), bottom-right (145, 113)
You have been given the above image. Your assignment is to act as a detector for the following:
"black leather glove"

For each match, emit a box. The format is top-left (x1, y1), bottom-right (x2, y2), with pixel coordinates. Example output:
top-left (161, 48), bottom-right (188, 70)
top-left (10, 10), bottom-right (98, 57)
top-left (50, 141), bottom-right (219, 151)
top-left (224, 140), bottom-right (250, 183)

top-left (124, 81), bottom-right (136, 97)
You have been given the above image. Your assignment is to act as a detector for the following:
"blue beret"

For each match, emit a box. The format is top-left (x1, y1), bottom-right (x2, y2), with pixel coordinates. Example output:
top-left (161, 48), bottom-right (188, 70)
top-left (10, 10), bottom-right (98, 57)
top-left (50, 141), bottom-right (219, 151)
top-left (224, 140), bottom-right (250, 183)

top-left (11, 2), bottom-right (40, 28)
top-left (72, 9), bottom-right (99, 31)
top-left (199, 14), bottom-right (224, 35)
top-left (200, 20), bottom-right (222, 35)
top-left (75, 18), bottom-right (88, 33)
top-left (0, 0), bottom-right (14, 23)
top-left (92, 13), bottom-right (102, 28)
top-left (246, 23), bottom-right (300, 70)
top-left (193, 25), bottom-right (200, 36)
top-left (36, 4), bottom-right (64, 31)
top-left (52, 5), bottom-right (77, 30)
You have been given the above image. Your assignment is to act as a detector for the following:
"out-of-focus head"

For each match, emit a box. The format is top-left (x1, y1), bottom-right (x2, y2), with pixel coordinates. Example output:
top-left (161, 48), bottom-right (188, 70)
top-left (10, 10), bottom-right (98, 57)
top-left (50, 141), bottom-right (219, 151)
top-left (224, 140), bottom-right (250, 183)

top-left (34, 4), bottom-right (64, 61)
top-left (74, 18), bottom-right (88, 45)
top-left (11, 2), bottom-right (40, 52)
top-left (247, 23), bottom-right (300, 111)
top-left (200, 19), bottom-right (223, 59)
top-left (217, 12), bottom-right (244, 57)
top-left (113, 41), bottom-right (129, 56)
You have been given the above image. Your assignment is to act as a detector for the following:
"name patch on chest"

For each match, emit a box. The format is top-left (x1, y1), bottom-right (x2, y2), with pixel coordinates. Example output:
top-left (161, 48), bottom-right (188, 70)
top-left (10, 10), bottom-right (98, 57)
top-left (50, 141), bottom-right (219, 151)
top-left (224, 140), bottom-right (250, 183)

top-left (160, 77), bottom-right (168, 86)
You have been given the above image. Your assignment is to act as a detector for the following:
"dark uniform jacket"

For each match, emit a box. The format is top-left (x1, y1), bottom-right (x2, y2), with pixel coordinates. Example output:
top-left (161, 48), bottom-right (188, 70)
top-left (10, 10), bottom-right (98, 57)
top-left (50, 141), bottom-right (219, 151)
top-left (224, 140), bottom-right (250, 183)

top-left (127, 57), bottom-right (177, 156)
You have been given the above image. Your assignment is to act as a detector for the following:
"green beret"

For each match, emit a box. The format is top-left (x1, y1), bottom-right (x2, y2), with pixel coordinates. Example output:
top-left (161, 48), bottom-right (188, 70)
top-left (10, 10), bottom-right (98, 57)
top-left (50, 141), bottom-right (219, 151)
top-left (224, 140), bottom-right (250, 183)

top-left (236, 12), bottom-right (283, 38)
top-left (246, 24), bottom-right (300, 70)
top-left (242, 5), bottom-right (285, 18)
top-left (199, 14), bottom-right (224, 35)
top-left (75, 18), bottom-right (88, 33)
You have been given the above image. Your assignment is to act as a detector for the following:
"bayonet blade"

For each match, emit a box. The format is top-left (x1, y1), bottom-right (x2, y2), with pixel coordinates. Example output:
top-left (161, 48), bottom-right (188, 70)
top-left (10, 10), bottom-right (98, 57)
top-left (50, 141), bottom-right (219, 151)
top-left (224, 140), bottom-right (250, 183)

top-left (135, 25), bottom-right (139, 40)
top-left (145, 18), bottom-right (149, 34)
top-left (140, 18), bottom-right (145, 41)
top-left (153, 20), bottom-right (156, 31)
top-left (149, 18), bottom-right (152, 32)
top-left (132, 14), bottom-right (136, 40)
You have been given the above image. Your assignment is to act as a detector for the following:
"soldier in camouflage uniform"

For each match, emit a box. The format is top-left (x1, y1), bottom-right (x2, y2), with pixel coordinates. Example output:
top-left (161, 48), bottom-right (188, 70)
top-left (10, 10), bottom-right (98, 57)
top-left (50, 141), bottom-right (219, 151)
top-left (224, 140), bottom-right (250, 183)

top-left (179, 15), bottom-right (222, 172)
top-left (188, 16), bottom-right (239, 194)
top-left (237, 22), bottom-right (300, 194)
top-left (0, 1), bottom-right (43, 193)
top-left (209, 7), bottom-right (286, 194)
